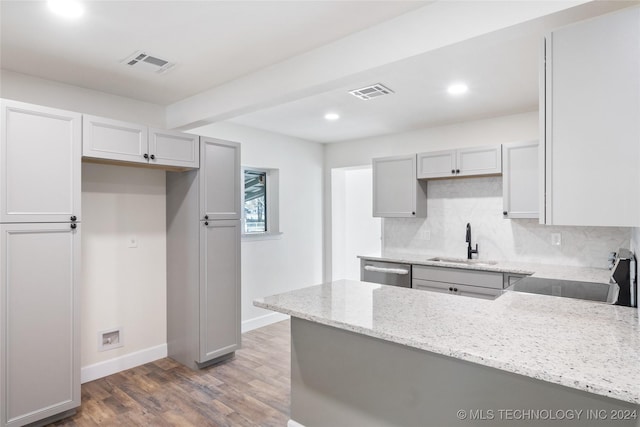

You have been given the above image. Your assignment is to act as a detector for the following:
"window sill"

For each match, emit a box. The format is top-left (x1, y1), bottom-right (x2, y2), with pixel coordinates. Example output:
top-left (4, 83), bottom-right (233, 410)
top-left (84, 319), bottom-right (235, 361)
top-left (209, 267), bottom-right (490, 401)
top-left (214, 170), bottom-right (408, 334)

top-left (241, 232), bottom-right (283, 242)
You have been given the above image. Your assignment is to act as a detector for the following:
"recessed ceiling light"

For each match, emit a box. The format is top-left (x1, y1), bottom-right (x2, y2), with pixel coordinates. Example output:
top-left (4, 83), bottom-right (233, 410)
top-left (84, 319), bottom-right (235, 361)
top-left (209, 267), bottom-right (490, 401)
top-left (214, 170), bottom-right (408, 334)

top-left (324, 113), bottom-right (340, 121)
top-left (447, 83), bottom-right (468, 96)
top-left (48, 0), bottom-right (84, 19)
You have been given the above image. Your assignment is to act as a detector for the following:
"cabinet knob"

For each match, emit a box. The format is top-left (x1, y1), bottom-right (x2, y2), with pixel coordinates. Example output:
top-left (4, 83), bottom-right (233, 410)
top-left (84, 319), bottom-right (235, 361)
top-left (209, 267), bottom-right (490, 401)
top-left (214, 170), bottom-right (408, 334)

top-left (150, 154), bottom-right (155, 160)
top-left (70, 215), bottom-right (77, 221)
top-left (448, 287), bottom-right (453, 292)
top-left (411, 212), bottom-right (415, 215)
top-left (70, 223), bottom-right (77, 229)
top-left (143, 153), bottom-right (149, 159)
top-left (451, 169), bottom-right (455, 174)
top-left (503, 211), bottom-right (508, 216)
top-left (456, 169), bottom-right (460, 174)
top-left (204, 221), bottom-right (209, 226)
top-left (453, 288), bottom-right (458, 292)
top-left (204, 215), bottom-right (209, 220)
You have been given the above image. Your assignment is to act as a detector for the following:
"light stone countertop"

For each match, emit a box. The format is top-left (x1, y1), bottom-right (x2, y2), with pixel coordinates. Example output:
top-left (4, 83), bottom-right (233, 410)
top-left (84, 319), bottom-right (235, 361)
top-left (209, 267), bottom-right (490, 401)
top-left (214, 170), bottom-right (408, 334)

top-left (358, 252), bottom-right (612, 283)
top-left (254, 280), bottom-right (640, 404)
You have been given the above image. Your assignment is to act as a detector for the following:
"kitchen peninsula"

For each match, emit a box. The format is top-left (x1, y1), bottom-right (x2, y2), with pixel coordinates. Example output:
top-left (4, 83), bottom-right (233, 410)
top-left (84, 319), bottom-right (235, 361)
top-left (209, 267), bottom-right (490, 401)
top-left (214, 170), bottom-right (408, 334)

top-left (255, 280), bottom-right (640, 427)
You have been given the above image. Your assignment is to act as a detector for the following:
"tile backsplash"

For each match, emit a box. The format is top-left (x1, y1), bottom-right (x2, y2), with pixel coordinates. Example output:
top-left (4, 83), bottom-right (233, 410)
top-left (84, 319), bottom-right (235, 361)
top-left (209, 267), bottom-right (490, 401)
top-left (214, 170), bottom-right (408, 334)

top-left (383, 177), bottom-right (629, 269)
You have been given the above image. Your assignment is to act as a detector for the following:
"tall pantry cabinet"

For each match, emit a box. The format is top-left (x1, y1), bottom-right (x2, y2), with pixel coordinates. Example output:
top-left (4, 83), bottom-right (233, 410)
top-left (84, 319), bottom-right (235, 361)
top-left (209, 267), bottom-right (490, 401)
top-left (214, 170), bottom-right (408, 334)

top-left (166, 137), bottom-right (241, 369)
top-left (0, 100), bottom-right (81, 427)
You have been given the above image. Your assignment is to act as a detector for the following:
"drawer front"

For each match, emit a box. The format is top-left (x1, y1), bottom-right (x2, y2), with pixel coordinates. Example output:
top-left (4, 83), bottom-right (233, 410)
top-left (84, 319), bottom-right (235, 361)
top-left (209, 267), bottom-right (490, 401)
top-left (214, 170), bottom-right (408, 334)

top-left (413, 278), bottom-right (500, 300)
top-left (413, 265), bottom-right (503, 289)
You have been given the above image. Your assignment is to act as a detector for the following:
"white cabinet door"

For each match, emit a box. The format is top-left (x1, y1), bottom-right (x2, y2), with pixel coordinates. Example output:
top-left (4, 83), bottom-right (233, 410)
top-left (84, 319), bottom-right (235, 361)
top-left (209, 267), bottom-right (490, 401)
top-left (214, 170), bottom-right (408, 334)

top-left (149, 128), bottom-right (199, 168)
top-left (502, 141), bottom-right (539, 219)
top-left (456, 145), bottom-right (502, 177)
top-left (372, 154), bottom-right (426, 217)
top-left (417, 150), bottom-right (456, 179)
top-left (83, 115), bottom-right (148, 164)
top-left (199, 220), bottom-right (241, 363)
top-left (1, 100), bottom-right (81, 223)
top-left (543, 7), bottom-right (640, 226)
top-left (200, 138), bottom-right (241, 220)
top-left (0, 223), bottom-right (80, 427)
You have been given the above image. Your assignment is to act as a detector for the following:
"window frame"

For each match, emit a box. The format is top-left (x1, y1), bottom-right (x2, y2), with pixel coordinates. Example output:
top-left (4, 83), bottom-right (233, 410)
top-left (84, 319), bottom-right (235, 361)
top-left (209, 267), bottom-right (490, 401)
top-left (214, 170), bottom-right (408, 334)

top-left (241, 166), bottom-right (281, 240)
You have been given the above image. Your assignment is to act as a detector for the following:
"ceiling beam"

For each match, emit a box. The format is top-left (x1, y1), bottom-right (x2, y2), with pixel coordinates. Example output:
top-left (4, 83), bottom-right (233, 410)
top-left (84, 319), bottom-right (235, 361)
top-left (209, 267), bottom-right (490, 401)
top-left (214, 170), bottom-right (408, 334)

top-left (166, 0), bottom-right (590, 130)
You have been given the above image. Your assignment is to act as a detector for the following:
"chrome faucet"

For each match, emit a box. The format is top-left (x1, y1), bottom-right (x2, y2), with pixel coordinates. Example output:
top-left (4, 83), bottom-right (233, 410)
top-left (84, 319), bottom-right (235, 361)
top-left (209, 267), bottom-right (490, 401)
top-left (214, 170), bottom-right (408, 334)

top-left (466, 223), bottom-right (478, 260)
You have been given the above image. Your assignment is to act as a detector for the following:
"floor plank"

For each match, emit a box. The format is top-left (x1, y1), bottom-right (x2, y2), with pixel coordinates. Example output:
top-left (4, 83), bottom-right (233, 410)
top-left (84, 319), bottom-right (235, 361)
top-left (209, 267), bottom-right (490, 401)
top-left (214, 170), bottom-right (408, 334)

top-left (50, 320), bottom-right (290, 427)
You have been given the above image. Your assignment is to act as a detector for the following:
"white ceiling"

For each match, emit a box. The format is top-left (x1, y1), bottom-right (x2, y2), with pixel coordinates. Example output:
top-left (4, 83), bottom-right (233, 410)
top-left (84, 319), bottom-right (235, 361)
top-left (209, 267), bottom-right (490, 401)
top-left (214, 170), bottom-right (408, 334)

top-left (1, 1), bottom-right (634, 143)
top-left (0, 0), bottom-right (428, 104)
top-left (229, 1), bottom-right (633, 143)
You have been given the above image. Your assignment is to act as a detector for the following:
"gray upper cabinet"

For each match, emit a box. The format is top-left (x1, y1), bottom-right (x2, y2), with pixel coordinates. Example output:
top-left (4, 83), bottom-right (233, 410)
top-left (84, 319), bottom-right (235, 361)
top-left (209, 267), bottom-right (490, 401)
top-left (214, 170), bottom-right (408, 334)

top-left (83, 115), bottom-right (199, 169)
top-left (372, 154), bottom-right (427, 218)
top-left (149, 128), bottom-right (199, 169)
top-left (542, 6), bottom-right (640, 226)
top-left (417, 145), bottom-right (502, 179)
top-left (1, 100), bottom-right (81, 223)
top-left (83, 115), bottom-right (148, 164)
top-left (200, 137), bottom-right (241, 220)
top-left (502, 141), bottom-right (539, 219)
top-left (1, 223), bottom-right (80, 427)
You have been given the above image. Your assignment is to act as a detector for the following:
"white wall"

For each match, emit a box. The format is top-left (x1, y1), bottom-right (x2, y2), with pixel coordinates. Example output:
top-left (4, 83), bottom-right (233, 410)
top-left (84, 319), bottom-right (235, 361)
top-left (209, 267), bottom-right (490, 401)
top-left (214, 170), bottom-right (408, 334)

top-left (332, 167), bottom-right (381, 280)
top-left (323, 111), bottom-right (539, 280)
top-left (81, 163), bottom-right (167, 368)
top-left (190, 122), bottom-right (324, 330)
top-left (0, 70), bottom-right (165, 127)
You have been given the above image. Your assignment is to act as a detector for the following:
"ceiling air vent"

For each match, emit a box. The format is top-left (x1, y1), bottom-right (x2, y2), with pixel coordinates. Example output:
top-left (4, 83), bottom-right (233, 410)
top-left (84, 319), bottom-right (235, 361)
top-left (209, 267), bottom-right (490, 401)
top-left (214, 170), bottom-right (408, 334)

top-left (121, 51), bottom-right (176, 75)
top-left (349, 83), bottom-right (394, 100)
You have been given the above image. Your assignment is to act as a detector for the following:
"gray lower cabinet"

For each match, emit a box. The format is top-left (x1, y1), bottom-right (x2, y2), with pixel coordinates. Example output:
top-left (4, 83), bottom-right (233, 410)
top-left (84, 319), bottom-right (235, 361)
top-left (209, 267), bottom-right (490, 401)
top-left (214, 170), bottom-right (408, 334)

top-left (412, 265), bottom-right (503, 299)
top-left (166, 138), bottom-right (241, 370)
top-left (1, 223), bottom-right (80, 427)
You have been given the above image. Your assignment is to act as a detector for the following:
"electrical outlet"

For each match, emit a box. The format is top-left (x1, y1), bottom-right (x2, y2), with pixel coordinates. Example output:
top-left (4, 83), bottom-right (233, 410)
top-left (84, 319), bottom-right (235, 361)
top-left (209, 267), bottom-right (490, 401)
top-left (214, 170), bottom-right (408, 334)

top-left (551, 233), bottom-right (562, 246)
top-left (420, 230), bottom-right (431, 241)
top-left (127, 236), bottom-right (138, 248)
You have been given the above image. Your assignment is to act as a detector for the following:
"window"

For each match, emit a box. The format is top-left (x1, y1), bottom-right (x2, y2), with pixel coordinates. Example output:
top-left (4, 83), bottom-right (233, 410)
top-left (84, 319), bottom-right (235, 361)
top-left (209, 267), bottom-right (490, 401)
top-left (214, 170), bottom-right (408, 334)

top-left (242, 167), bottom-right (280, 238)
top-left (244, 170), bottom-right (267, 233)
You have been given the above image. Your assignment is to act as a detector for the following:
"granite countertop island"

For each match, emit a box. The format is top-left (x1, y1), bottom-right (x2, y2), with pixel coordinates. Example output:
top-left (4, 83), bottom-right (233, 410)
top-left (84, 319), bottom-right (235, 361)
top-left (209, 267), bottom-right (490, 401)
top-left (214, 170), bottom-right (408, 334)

top-left (255, 279), bottom-right (640, 405)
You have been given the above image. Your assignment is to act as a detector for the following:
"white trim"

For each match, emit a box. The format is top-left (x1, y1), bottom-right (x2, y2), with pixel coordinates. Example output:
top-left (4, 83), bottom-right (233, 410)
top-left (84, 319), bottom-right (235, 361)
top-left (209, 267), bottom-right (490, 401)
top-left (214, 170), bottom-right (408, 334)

top-left (81, 343), bottom-right (167, 384)
top-left (242, 231), bottom-right (283, 242)
top-left (242, 312), bottom-right (290, 333)
top-left (288, 420), bottom-right (306, 427)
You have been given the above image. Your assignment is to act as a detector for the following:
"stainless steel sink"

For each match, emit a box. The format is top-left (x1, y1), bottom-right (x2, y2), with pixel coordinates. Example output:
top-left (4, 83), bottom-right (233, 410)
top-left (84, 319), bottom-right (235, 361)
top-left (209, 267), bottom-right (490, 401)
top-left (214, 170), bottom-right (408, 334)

top-left (428, 257), bottom-right (498, 267)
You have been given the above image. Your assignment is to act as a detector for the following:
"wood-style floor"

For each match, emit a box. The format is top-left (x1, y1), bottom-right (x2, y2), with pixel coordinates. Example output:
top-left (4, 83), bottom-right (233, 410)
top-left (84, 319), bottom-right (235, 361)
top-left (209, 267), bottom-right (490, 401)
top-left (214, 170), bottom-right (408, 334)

top-left (50, 320), bottom-right (291, 427)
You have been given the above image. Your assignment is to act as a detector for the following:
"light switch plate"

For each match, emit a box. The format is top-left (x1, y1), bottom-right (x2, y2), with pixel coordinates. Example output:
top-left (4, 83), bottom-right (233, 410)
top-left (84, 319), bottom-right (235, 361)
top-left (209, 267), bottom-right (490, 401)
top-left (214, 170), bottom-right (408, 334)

top-left (551, 233), bottom-right (562, 246)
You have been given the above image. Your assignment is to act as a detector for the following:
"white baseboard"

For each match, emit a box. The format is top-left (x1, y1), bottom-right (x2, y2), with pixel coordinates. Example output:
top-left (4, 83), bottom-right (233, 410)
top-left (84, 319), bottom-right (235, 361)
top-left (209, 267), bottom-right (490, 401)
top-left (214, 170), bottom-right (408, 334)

top-left (81, 343), bottom-right (167, 384)
top-left (287, 420), bottom-right (306, 427)
top-left (242, 312), bottom-right (290, 333)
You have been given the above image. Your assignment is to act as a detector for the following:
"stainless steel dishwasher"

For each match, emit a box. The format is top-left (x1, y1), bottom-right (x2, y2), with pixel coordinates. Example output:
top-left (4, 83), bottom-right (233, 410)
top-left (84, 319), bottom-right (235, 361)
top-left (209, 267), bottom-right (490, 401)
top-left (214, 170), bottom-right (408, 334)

top-left (360, 259), bottom-right (411, 288)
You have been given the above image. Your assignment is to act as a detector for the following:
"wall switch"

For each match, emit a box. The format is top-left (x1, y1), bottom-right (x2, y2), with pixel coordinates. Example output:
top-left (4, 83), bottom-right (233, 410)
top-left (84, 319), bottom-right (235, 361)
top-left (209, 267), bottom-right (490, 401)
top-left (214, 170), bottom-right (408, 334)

top-left (98, 327), bottom-right (124, 352)
top-left (551, 233), bottom-right (562, 246)
top-left (127, 236), bottom-right (138, 248)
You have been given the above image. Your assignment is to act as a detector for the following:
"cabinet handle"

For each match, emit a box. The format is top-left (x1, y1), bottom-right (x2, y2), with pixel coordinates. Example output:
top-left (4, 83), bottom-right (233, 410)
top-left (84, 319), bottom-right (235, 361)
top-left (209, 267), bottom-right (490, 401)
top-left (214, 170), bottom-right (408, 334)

top-left (411, 212), bottom-right (415, 215)
top-left (451, 169), bottom-right (455, 174)
top-left (150, 154), bottom-right (155, 160)
top-left (70, 215), bottom-right (77, 221)
top-left (70, 223), bottom-right (77, 229)
top-left (453, 288), bottom-right (458, 292)
top-left (143, 153), bottom-right (149, 159)
top-left (204, 215), bottom-right (209, 220)
top-left (456, 169), bottom-right (460, 174)
top-left (204, 221), bottom-right (209, 226)
top-left (448, 287), bottom-right (453, 292)
top-left (503, 211), bottom-right (508, 216)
